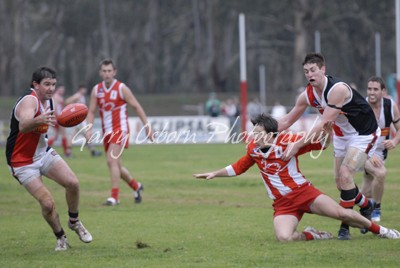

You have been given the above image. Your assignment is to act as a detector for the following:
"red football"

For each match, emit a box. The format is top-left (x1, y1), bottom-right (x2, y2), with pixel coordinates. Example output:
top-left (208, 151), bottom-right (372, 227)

top-left (57, 103), bottom-right (88, 127)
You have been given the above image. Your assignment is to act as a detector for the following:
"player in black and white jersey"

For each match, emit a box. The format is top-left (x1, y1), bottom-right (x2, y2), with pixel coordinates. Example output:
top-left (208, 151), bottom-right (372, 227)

top-left (278, 53), bottom-right (378, 240)
top-left (360, 76), bottom-right (400, 222)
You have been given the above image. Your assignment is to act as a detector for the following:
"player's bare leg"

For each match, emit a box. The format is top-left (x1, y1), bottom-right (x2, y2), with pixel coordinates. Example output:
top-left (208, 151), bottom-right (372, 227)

top-left (25, 179), bottom-right (62, 233)
top-left (363, 159), bottom-right (386, 222)
top-left (104, 143), bottom-right (123, 205)
top-left (273, 215), bottom-right (332, 241)
top-left (336, 147), bottom-right (372, 239)
top-left (45, 158), bottom-right (92, 243)
top-left (310, 194), bottom-right (400, 239)
top-left (46, 159), bottom-right (80, 212)
top-left (121, 166), bottom-right (143, 203)
top-left (25, 179), bottom-right (70, 250)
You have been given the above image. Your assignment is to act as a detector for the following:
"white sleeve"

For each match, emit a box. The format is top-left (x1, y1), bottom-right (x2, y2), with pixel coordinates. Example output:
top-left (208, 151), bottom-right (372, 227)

top-left (225, 165), bottom-right (237, 176)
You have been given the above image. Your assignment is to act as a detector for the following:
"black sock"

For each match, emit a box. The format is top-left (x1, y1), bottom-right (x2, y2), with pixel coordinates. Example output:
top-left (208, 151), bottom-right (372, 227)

top-left (68, 211), bottom-right (79, 224)
top-left (340, 188), bottom-right (357, 205)
top-left (54, 229), bottom-right (65, 239)
top-left (339, 188), bottom-right (356, 231)
top-left (340, 223), bottom-right (350, 230)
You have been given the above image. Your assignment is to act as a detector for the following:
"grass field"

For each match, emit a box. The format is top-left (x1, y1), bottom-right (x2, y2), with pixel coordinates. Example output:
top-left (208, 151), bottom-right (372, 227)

top-left (1, 143), bottom-right (400, 268)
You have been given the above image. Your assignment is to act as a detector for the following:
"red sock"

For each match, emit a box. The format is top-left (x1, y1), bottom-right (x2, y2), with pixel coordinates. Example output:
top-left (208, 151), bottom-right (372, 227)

top-left (303, 231), bottom-right (314, 241)
top-left (48, 138), bottom-right (55, 146)
top-left (128, 179), bottom-right (139, 191)
top-left (355, 192), bottom-right (369, 208)
top-left (368, 222), bottom-right (381, 234)
top-left (62, 137), bottom-right (71, 156)
top-left (111, 188), bottom-right (119, 201)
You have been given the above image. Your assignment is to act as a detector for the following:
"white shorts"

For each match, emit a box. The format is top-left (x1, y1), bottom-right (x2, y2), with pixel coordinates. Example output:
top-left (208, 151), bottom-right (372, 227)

top-left (9, 148), bottom-right (61, 186)
top-left (333, 128), bottom-right (380, 159)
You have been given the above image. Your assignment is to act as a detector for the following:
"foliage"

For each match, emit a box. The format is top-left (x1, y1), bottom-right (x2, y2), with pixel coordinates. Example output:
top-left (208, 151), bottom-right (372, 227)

top-left (1, 143), bottom-right (400, 267)
top-left (0, 0), bottom-right (396, 104)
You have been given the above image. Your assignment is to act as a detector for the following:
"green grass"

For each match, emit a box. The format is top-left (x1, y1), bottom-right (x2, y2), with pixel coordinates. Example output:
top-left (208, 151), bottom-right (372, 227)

top-left (1, 143), bottom-right (400, 267)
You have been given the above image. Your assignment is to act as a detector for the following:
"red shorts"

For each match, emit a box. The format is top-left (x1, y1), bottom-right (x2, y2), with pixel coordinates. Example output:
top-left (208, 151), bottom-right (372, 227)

top-left (272, 182), bottom-right (323, 221)
top-left (103, 131), bottom-right (130, 152)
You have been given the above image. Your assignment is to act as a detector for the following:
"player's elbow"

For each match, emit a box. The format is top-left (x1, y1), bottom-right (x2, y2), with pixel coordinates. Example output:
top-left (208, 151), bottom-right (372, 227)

top-left (277, 121), bottom-right (288, 132)
top-left (19, 122), bottom-right (33, 133)
top-left (19, 126), bottom-right (30, 133)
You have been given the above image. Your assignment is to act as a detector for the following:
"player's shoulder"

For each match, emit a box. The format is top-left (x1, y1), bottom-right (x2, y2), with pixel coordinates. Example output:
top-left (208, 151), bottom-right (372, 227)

top-left (18, 94), bottom-right (38, 109)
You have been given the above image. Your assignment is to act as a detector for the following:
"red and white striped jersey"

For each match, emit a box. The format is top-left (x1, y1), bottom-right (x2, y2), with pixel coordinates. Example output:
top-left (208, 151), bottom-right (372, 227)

top-left (225, 134), bottom-right (325, 200)
top-left (94, 79), bottom-right (129, 135)
top-left (6, 89), bottom-right (50, 167)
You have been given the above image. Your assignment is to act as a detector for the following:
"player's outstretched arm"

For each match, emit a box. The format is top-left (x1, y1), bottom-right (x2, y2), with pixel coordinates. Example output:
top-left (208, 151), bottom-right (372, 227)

top-left (122, 85), bottom-right (154, 141)
top-left (193, 168), bottom-right (230, 180)
top-left (86, 87), bottom-right (97, 126)
top-left (278, 92), bottom-right (308, 132)
top-left (85, 87), bottom-right (97, 140)
top-left (65, 93), bottom-right (80, 105)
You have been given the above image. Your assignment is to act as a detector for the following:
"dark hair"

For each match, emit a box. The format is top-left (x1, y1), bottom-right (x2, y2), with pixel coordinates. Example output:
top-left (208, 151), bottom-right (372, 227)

top-left (302, 53), bottom-right (325, 68)
top-left (31, 66), bottom-right (56, 87)
top-left (251, 113), bottom-right (278, 134)
top-left (367, 76), bottom-right (386, 90)
top-left (99, 59), bottom-right (116, 70)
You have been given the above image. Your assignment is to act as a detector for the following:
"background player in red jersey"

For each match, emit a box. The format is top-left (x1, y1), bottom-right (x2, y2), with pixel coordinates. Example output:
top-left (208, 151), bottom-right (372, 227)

top-left (86, 59), bottom-right (153, 206)
top-left (48, 84), bottom-right (72, 157)
top-left (193, 114), bottom-right (400, 241)
top-left (5, 67), bottom-right (92, 251)
top-left (65, 84), bottom-right (102, 157)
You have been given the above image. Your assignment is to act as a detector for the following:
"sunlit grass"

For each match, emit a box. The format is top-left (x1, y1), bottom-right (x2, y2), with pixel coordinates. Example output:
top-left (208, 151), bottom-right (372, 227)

top-left (1, 143), bottom-right (400, 267)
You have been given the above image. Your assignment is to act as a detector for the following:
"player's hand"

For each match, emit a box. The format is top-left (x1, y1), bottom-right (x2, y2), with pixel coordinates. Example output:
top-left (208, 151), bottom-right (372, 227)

top-left (369, 154), bottom-right (383, 168)
top-left (147, 129), bottom-right (155, 143)
top-left (382, 139), bottom-right (397, 150)
top-left (85, 124), bottom-right (93, 141)
top-left (143, 124), bottom-right (154, 143)
top-left (41, 107), bottom-right (57, 127)
top-left (322, 121), bottom-right (333, 136)
top-left (193, 173), bottom-right (216, 180)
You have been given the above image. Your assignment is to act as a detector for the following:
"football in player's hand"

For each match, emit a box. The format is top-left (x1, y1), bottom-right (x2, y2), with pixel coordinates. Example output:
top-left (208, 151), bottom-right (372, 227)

top-left (57, 103), bottom-right (88, 127)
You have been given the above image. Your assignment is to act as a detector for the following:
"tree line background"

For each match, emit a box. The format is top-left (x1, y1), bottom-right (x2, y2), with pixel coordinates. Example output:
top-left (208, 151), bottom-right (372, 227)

top-left (0, 0), bottom-right (396, 105)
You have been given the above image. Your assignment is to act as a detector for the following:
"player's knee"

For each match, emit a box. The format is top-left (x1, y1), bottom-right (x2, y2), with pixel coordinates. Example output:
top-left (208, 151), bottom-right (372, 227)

top-left (106, 155), bottom-right (117, 167)
top-left (375, 169), bottom-right (386, 181)
top-left (336, 177), bottom-right (353, 189)
top-left (337, 207), bottom-right (353, 222)
top-left (275, 232), bottom-right (293, 242)
top-left (39, 196), bottom-right (56, 215)
top-left (66, 176), bottom-right (80, 191)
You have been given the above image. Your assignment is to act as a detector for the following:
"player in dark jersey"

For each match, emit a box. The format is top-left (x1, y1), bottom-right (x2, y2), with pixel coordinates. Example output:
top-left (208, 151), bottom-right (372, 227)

top-left (361, 76), bottom-right (400, 222)
top-left (278, 53), bottom-right (378, 240)
top-left (5, 66), bottom-right (92, 251)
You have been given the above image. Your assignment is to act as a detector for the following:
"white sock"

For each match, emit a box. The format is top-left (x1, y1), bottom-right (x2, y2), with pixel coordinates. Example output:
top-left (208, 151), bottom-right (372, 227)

top-left (379, 226), bottom-right (388, 235)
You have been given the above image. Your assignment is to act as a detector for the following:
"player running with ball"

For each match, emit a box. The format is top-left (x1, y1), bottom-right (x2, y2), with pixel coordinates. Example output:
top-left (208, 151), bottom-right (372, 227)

top-left (5, 66), bottom-right (92, 251)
